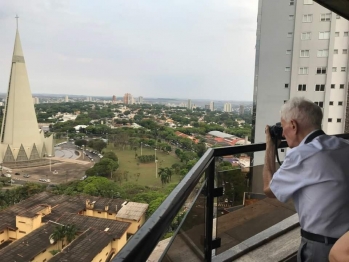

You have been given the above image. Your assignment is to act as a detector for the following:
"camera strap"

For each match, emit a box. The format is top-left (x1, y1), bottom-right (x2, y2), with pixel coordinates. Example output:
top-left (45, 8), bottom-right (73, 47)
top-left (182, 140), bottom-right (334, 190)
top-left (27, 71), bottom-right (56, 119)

top-left (304, 130), bottom-right (325, 144)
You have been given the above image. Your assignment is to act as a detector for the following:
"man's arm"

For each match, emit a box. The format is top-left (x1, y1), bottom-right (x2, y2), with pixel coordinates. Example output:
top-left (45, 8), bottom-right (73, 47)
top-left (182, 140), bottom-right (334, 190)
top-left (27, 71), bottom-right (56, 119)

top-left (263, 125), bottom-right (276, 198)
top-left (329, 232), bottom-right (349, 262)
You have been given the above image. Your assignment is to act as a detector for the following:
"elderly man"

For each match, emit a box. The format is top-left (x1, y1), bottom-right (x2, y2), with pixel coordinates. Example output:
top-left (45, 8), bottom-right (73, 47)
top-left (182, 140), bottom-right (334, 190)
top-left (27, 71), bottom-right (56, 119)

top-left (263, 97), bottom-right (349, 262)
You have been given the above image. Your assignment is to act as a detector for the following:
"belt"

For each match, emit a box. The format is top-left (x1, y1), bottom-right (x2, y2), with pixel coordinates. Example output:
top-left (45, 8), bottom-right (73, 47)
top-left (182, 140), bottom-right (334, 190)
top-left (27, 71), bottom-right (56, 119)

top-left (301, 229), bottom-right (338, 245)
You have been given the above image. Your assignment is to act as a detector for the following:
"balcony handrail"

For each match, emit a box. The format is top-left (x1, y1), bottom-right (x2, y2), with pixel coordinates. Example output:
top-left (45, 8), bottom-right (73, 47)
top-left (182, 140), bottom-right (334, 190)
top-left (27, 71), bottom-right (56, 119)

top-left (113, 133), bottom-right (349, 262)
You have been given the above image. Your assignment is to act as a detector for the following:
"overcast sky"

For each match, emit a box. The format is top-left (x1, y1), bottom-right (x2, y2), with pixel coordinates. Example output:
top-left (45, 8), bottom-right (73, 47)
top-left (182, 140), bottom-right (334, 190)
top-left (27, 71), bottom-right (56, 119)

top-left (0, 0), bottom-right (258, 101)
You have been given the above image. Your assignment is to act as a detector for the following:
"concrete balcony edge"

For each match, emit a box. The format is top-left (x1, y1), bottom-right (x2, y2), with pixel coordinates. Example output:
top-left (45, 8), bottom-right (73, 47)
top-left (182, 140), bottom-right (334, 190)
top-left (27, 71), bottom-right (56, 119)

top-left (213, 213), bottom-right (300, 262)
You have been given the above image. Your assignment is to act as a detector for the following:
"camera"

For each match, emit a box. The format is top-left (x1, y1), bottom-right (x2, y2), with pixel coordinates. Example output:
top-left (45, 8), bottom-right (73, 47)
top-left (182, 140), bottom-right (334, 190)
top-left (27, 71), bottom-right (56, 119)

top-left (269, 122), bottom-right (283, 140)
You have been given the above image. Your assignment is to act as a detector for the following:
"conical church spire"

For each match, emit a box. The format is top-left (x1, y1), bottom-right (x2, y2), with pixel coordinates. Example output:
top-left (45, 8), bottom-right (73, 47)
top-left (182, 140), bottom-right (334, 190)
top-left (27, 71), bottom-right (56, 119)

top-left (0, 20), bottom-right (54, 164)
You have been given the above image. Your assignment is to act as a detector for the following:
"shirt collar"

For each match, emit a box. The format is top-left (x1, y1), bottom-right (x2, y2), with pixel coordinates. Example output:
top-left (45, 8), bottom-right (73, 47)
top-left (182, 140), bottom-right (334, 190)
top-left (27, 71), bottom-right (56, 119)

top-left (299, 129), bottom-right (321, 146)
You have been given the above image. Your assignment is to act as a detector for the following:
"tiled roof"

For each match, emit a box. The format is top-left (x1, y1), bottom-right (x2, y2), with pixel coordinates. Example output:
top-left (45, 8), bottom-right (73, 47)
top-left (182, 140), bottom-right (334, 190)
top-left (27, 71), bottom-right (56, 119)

top-left (18, 204), bottom-right (49, 218)
top-left (50, 228), bottom-right (112, 262)
top-left (0, 222), bottom-right (56, 261)
top-left (56, 213), bottom-right (130, 239)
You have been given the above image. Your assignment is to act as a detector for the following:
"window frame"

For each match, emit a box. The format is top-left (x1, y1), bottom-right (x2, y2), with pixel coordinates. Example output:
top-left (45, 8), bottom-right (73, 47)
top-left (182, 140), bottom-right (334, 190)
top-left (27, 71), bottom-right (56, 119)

top-left (298, 84), bottom-right (307, 91)
top-left (315, 84), bottom-right (325, 91)
top-left (319, 31), bottom-right (330, 39)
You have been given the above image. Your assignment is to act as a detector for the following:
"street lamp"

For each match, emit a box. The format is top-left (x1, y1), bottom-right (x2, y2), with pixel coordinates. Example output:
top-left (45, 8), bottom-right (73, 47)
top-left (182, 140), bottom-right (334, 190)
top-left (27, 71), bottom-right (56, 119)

top-left (155, 159), bottom-right (158, 178)
top-left (48, 155), bottom-right (52, 172)
top-left (82, 145), bottom-right (85, 160)
top-left (155, 148), bottom-right (157, 161)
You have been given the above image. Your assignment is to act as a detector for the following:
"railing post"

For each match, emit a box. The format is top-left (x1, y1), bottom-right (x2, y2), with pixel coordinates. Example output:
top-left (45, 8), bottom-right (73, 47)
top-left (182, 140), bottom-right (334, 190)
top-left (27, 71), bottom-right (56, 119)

top-left (205, 159), bottom-right (215, 261)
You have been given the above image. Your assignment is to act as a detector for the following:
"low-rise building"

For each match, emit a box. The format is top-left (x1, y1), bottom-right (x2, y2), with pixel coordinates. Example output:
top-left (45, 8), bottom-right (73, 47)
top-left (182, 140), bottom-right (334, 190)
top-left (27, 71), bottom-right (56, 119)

top-left (0, 192), bottom-right (148, 261)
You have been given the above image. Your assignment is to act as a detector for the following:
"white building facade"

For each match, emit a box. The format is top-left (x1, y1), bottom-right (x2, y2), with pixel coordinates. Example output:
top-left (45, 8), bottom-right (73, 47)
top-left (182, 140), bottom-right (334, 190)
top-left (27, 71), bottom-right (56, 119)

top-left (223, 103), bottom-right (232, 112)
top-left (252, 0), bottom-right (349, 165)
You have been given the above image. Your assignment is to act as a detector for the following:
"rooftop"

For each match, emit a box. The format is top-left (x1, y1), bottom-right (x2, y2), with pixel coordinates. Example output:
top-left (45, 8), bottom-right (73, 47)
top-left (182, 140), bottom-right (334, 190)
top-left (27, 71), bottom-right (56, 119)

top-left (0, 222), bottom-right (56, 261)
top-left (55, 213), bottom-right (130, 239)
top-left (50, 228), bottom-right (113, 262)
top-left (18, 204), bottom-right (49, 218)
top-left (116, 202), bottom-right (149, 221)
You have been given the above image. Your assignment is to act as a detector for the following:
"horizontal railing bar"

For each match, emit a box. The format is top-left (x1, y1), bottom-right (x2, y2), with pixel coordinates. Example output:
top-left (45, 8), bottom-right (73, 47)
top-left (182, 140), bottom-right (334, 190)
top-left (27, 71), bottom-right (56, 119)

top-left (212, 133), bottom-right (349, 157)
top-left (113, 148), bottom-right (215, 261)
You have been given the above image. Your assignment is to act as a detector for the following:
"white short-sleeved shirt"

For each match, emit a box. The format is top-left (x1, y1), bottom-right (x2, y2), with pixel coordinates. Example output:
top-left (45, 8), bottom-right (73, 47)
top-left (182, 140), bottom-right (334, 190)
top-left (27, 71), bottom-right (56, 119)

top-left (270, 132), bottom-right (349, 238)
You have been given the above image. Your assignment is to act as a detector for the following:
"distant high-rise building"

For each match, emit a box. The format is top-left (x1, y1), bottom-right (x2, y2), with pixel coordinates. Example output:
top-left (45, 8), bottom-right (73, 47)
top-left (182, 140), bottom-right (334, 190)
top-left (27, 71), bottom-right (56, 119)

top-left (224, 103), bottom-right (232, 112)
top-left (138, 96), bottom-right (143, 104)
top-left (123, 93), bottom-right (132, 105)
top-left (187, 99), bottom-right (192, 110)
top-left (33, 97), bottom-right (39, 105)
top-left (112, 95), bottom-right (116, 104)
top-left (65, 95), bottom-right (69, 102)
top-left (0, 24), bottom-right (53, 164)
top-left (209, 101), bottom-right (214, 111)
top-left (239, 105), bottom-right (244, 115)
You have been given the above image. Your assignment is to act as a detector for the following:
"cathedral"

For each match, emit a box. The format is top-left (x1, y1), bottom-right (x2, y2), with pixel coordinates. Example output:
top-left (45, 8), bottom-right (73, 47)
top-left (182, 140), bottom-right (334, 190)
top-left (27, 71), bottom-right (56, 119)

top-left (0, 23), bottom-right (53, 165)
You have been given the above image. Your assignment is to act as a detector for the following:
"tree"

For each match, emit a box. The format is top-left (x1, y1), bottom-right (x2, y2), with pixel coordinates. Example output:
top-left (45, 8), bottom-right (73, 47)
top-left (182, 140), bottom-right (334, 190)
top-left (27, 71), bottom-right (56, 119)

top-left (51, 225), bottom-right (66, 248)
top-left (103, 151), bottom-right (118, 162)
top-left (65, 224), bottom-right (78, 243)
top-left (74, 139), bottom-right (87, 147)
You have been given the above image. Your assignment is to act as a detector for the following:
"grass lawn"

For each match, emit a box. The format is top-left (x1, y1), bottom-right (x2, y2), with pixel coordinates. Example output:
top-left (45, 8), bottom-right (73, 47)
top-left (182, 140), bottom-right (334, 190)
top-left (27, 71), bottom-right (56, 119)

top-left (106, 145), bottom-right (182, 188)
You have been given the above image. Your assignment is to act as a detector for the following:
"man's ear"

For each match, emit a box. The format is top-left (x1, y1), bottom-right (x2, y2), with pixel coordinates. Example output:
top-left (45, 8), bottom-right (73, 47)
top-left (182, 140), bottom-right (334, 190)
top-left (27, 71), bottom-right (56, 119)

top-left (290, 119), bottom-right (298, 133)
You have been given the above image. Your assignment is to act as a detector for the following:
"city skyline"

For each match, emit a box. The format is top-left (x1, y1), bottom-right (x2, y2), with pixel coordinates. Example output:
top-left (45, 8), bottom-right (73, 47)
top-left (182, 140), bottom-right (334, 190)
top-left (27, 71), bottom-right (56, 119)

top-left (0, 1), bottom-right (258, 101)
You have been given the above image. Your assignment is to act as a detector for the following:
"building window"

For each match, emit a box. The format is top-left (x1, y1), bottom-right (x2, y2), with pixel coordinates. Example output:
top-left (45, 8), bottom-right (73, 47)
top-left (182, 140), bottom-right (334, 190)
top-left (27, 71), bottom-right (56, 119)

top-left (316, 67), bottom-right (326, 74)
top-left (320, 13), bottom-right (331, 21)
top-left (284, 100), bottom-right (288, 104)
top-left (286, 50), bottom-right (292, 54)
top-left (285, 83), bottom-right (289, 88)
top-left (336, 15), bottom-right (340, 19)
top-left (97, 211), bottom-right (101, 214)
top-left (332, 67), bottom-right (337, 72)
top-left (19, 231), bottom-right (26, 234)
top-left (328, 118), bottom-right (332, 122)
top-left (335, 32), bottom-right (340, 37)
top-left (289, 15), bottom-right (294, 20)
top-left (285, 67), bottom-right (291, 71)
top-left (299, 67), bottom-right (309, 74)
top-left (287, 32), bottom-right (293, 37)
top-left (319, 31), bottom-right (330, 39)
top-left (334, 49), bottom-right (338, 54)
top-left (301, 32), bottom-right (312, 40)
top-left (314, 101), bottom-right (324, 108)
top-left (341, 67), bottom-right (346, 72)
top-left (298, 84), bottom-right (307, 91)
top-left (317, 49), bottom-right (328, 57)
top-left (340, 84), bottom-right (345, 89)
top-left (304, 0), bottom-right (313, 4)
top-left (331, 84), bottom-right (335, 89)
top-left (315, 84), bottom-right (325, 91)
top-left (300, 50), bottom-right (310, 57)
top-left (329, 101), bottom-right (334, 105)
top-left (338, 101), bottom-right (343, 106)
top-left (337, 118), bottom-right (342, 123)
top-left (344, 32), bottom-right (349, 37)
top-left (303, 14), bottom-right (313, 22)
top-left (290, 0), bottom-right (294, 5)
top-left (343, 49), bottom-right (348, 54)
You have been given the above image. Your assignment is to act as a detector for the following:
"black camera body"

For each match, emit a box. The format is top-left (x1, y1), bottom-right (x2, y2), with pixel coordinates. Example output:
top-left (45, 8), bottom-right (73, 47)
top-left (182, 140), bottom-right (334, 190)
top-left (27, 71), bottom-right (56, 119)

top-left (269, 122), bottom-right (283, 140)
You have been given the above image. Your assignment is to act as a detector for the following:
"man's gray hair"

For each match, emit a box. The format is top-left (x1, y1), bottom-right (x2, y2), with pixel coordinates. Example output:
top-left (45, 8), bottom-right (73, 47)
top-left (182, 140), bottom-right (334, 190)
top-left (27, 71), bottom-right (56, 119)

top-left (280, 97), bottom-right (323, 129)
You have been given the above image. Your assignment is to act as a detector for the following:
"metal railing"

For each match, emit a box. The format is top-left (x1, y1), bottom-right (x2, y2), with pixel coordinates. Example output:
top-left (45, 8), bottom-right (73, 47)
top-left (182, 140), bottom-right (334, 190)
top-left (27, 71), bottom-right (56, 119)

top-left (113, 133), bottom-right (349, 262)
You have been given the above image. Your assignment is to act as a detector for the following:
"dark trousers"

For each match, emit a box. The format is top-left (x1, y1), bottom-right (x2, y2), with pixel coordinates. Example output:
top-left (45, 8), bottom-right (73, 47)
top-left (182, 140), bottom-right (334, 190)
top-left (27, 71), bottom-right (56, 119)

top-left (297, 237), bottom-right (334, 262)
